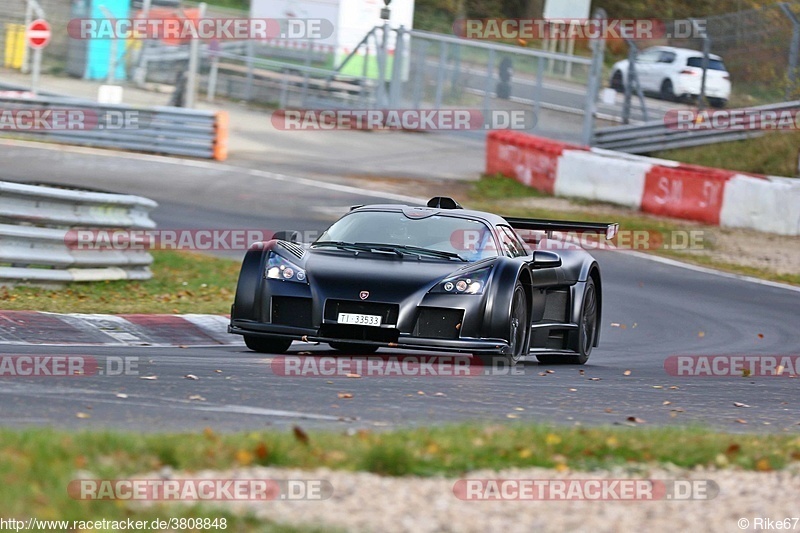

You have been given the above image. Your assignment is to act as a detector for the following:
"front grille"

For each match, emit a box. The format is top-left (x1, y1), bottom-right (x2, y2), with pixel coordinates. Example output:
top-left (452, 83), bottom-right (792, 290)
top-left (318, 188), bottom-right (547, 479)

top-left (320, 324), bottom-right (399, 343)
top-left (324, 299), bottom-right (399, 325)
top-left (413, 307), bottom-right (464, 339)
top-left (271, 296), bottom-right (313, 328)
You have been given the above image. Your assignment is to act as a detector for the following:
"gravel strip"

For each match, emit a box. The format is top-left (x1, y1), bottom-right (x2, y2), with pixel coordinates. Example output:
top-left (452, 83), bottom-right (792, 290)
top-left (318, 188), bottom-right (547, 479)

top-left (144, 465), bottom-right (800, 532)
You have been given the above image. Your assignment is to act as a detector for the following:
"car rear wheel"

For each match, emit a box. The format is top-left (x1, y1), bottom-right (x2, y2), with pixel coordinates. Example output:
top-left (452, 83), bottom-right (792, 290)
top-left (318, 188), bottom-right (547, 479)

top-left (244, 335), bottom-right (293, 354)
top-left (537, 277), bottom-right (597, 365)
top-left (479, 281), bottom-right (529, 368)
top-left (329, 342), bottom-right (380, 355)
top-left (660, 79), bottom-right (675, 101)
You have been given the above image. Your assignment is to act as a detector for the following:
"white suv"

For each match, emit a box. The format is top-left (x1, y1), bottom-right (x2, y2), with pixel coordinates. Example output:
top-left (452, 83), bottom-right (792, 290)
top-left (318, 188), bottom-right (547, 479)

top-left (610, 46), bottom-right (731, 108)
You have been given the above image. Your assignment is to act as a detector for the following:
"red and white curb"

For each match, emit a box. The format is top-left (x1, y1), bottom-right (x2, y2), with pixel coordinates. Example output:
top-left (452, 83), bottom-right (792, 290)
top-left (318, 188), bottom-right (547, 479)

top-left (486, 131), bottom-right (800, 236)
top-left (0, 311), bottom-right (242, 346)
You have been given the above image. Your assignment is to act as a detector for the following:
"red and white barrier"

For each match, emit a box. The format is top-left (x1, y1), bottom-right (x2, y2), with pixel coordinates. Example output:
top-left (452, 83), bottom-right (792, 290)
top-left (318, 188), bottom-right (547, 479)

top-left (486, 131), bottom-right (800, 236)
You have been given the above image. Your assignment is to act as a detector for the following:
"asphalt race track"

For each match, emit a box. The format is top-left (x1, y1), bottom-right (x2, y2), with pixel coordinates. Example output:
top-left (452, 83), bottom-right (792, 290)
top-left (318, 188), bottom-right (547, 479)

top-left (1, 142), bottom-right (799, 433)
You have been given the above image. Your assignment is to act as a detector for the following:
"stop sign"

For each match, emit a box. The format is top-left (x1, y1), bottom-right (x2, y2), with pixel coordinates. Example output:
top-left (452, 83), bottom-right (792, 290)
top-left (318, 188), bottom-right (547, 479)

top-left (27, 19), bottom-right (51, 49)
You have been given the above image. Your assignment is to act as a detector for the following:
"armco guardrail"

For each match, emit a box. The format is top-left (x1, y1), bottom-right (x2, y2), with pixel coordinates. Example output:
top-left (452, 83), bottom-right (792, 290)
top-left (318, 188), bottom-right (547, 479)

top-left (0, 181), bottom-right (158, 285)
top-left (487, 131), bottom-right (800, 236)
top-left (0, 95), bottom-right (228, 160)
top-left (593, 100), bottom-right (800, 153)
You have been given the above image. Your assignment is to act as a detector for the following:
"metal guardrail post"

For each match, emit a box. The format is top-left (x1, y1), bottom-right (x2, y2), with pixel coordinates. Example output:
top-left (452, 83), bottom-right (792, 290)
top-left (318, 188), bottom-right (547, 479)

top-left (582, 8), bottom-right (606, 146)
top-left (780, 3), bottom-right (800, 99)
top-left (434, 42), bottom-right (447, 110)
top-left (483, 49), bottom-right (495, 120)
top-left (186, 2), bottom-right (206, 109)
top-left (389, 26), bottom-right (405, 108)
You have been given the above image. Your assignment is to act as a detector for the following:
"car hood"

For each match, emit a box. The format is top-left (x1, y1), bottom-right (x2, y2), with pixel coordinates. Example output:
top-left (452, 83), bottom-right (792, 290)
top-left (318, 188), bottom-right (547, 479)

top-left (303, 249), bottom-right (489, 302)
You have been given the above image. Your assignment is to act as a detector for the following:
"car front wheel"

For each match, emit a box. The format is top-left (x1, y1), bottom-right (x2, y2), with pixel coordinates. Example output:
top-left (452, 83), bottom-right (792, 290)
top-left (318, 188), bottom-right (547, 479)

top-left (479, 281), bottom-right (529, 369)
top-left (244, 335), bottom-right (292, 354)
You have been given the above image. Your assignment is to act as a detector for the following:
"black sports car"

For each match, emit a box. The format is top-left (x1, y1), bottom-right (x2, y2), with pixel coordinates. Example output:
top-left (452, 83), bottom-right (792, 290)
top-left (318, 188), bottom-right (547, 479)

top-left (229, 197), bottom-right (618, 365)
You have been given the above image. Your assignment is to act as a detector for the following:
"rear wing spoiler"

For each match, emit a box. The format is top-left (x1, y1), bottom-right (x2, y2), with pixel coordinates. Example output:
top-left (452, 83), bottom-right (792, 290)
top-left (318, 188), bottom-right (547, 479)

top-left (504, 217), bottom-right (619, 240)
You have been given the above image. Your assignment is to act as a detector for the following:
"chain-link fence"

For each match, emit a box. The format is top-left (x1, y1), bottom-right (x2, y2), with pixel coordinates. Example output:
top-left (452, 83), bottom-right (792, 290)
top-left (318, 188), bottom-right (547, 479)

top-left (664, 1), bottom-right (800, 104)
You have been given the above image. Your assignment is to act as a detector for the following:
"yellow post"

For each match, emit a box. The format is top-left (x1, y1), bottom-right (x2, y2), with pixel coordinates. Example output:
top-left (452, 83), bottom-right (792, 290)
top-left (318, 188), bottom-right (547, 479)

top-left (4, 24), bottom-right (26, 69)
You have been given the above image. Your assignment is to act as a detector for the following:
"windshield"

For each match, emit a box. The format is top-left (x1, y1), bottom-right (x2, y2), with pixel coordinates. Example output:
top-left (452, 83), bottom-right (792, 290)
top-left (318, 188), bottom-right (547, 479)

top-left (314, 210), bottom-right (499, 262)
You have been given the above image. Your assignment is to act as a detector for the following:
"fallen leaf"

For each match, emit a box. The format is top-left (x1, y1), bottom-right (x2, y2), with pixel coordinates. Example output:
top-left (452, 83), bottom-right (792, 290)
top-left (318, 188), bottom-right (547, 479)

top-left (434, 392), bottom-right (447, 397)
top-left (235, 449), bottom-right (253, 465)
top-left (116, 393), bottom-right (128, 399)
top-left (652, 385), bottom-right (663, 389)
top-left (611, 323), bottom-right (621, 327)
top-left (75, 412), bottom-right (91, 419)
top-left (588, 377), bottom-right (601, 381)
top-left (184, 374), bottom-right (199, 380)
top-left (545, 434), bottom-right (562, 445)
top-left (733, 402), bottom-right (751, 408)
top-left (698, 331), bottom-right (705, 338)
top-left (519, 448), bottom-right (532, 458)
top-left (292, 426), bottom-right (310, 445)
top-left (757, 333), bottom-right (764, 339)
top-left (671, 407), bottom-right (685, 412)
top-left (623, 370), bottom-right (632, 376)
top-left (417, 391), bottom-right (426, 395)
top-left (669, 386), bottom-right (679, 390)
top-left (538, 372), bottom-right (546, 376)
top-left (735, 418), bottom-right (748, 424)
top-left (546, 370), bottom-right (555, 374)
top-left (139, 375), bottom-right (158, 380)
top-left (755, 458), bottom-right (772, 471)
top-left (579, 369), bottom-right (585, 376)
top-left (337, 392), bottom-right (353, 399)
top-left (188, 395), bottom-right (206, 401)
top-left (254, 443), bottom-right (269, 459)
top-left (514, 407), bottom-right (524, 411)
top-left (725, 443), bottom-right (741, 455)
top-left (506, 414), bottom-right (519, 419)
top-left (214, 369), bottom-right (222, 373)
top-left (346, 373), bottom-right (361, 379)
top-left (777, 365), bottom-right (785, 375)
top-left (742, 368), bottom-right (752, 377)
top-left (662, 400), bottom-right (671, 405)
top-left (568, 388), bottom-right (577, 392)
top-left (626, 416), bottom-right (646, 424)
top-left (604, 408), bottom-right (613, 413)
top-left (620, 324), bottom-right (627, 329)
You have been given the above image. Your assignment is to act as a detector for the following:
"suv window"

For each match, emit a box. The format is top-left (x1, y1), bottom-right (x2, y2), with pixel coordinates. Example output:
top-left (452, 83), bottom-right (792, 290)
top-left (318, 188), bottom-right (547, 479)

top-left (658, 51), bottom-right (677, 63)
top-left (686, 57), bottom-right (727, 71)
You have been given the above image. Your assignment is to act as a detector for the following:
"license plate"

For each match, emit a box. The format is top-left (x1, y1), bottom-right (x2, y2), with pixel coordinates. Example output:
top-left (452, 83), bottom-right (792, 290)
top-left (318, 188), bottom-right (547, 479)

top-left (338, 313), bottom-right (382, 326)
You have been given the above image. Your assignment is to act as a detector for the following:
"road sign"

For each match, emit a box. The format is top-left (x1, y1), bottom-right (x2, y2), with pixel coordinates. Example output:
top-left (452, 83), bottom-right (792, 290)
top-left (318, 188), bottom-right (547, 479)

top-left (27, 19), bottom-right (51, 49)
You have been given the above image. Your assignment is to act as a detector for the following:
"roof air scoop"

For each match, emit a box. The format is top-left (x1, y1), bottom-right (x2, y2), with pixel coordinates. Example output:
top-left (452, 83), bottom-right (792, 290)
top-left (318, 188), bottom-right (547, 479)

top-left (427, 197), bottom-right (463, 209)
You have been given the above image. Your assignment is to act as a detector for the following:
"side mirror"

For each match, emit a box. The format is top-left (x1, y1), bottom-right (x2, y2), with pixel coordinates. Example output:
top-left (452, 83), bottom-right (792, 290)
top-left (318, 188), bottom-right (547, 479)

top-left (272, 230), bottom-right (301, 243)
top-left (532, 250), bottom-right (562, 269)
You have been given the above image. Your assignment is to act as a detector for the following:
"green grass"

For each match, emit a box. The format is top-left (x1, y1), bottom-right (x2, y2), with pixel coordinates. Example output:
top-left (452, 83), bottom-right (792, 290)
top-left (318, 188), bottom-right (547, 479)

top-left (2, 425), bottom-right (799, 521)
top-left (0, 250), bottom-right (240, 314)
top-left (651, 130), bottom-right (800, 177)
top-left (469, 175), bottom-right (800, 286)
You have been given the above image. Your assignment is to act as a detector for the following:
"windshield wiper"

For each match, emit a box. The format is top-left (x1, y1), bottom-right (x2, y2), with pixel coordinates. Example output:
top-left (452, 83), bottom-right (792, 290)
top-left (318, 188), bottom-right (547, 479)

top-left (312, 241), bottom-right (403, 257)
top-left (391, 245), bottom-right (468, 262)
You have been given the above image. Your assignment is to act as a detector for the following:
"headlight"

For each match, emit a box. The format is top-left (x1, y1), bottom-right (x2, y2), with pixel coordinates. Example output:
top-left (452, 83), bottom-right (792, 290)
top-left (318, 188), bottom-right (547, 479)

top-left (429, 266), bottom-right (492, 295)
top-left (265, 253), bottom-right (307, 283)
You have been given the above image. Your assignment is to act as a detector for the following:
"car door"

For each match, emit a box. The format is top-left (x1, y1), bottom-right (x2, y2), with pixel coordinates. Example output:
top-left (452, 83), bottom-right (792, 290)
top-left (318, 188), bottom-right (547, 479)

top-left (632, 48), bottom-right (661, 91)
top-left (654, 50), bottom-right (678, 90)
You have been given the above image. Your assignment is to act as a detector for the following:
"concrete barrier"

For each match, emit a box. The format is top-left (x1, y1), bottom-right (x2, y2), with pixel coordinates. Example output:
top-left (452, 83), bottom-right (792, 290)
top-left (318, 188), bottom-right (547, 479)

top-left (486, 131), bottom-right (798, 236)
